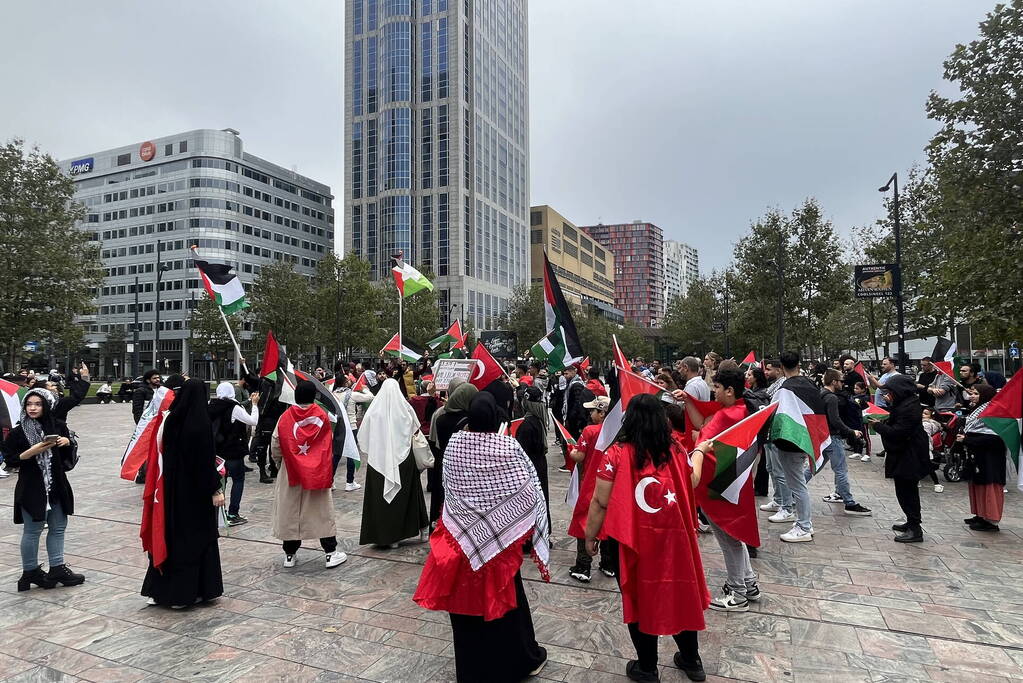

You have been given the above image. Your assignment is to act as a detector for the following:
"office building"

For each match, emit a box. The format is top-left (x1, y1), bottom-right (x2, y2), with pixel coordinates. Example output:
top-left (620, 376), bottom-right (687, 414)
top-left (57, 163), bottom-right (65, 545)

top-left (60, 128), bottom-right (334, 376)
top-left (663, 239), bottom-right (699, 307)
top-left (344, 0), bottom-right (530, 331)
top-left (580, 221), bottom-right (665, 327)
top-left (529, 205), bottom-right (622, 324)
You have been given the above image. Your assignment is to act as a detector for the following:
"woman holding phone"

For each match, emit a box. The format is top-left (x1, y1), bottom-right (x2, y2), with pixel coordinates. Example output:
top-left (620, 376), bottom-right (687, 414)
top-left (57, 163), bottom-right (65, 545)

top-left (1, 386), bottom-right (86, 591)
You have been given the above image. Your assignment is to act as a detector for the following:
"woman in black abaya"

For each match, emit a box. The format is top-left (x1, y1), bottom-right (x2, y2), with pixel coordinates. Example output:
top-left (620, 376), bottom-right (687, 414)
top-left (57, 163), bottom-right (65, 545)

top-left (141, 378), bottom-right (225, 607)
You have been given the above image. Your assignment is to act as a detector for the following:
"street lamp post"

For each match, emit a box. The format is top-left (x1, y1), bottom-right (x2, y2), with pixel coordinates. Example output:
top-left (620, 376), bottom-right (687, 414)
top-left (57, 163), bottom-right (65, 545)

top-left (767, 257), bottom-right (784, 355)
top-left (718, 278), bottom-right (731, 358)
top-left (879, 173), bottom-right (907, 373)
top-left (132, 276), bottom-right (140, 378)
top-left (153, 240), bottom-right (170, 371)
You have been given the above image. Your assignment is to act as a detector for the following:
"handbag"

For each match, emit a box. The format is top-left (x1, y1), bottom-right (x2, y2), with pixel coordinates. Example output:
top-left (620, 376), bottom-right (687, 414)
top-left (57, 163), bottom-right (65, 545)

top-left (61, 430), bottom-right (80, 471)
top-left (411, 430), bottom-right (435, 470)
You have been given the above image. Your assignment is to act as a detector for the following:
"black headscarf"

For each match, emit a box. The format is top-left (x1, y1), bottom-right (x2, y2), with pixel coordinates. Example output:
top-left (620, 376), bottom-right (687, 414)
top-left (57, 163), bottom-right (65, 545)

top-left (162, 378), bottom-right (220, 562)
top-left (295, 380), bottom-right (317, 405)
top-left (164, 374), bottom-right (186, 391)
top-left (467, 392), bottom-right (500, 433)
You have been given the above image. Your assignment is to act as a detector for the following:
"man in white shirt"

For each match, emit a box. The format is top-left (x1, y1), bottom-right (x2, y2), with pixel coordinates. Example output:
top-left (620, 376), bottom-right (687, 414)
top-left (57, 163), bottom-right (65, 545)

top-left (678, 356), bottom-right (710, 401)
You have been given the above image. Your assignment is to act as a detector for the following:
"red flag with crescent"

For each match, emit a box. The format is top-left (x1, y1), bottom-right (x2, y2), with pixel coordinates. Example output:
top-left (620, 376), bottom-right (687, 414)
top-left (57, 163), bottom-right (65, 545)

top-left (469, 342), bottom-right (504, 389)
top-left (276, 403), bottom-right (334, 490)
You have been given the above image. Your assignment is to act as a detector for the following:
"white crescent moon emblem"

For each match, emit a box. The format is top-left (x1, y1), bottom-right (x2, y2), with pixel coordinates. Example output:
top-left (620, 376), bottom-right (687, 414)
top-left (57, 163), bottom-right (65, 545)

top-left (635, 477), bottom-right (662, 514)
top-left (471, 359), bottom-right (486, 381)
top-left (293, 415), bottom-right (324, 440)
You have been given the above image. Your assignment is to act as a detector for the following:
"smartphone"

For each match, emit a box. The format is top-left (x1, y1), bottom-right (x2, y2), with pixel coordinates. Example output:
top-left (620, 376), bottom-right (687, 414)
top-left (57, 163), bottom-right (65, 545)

top-left (43, 435), bottom-right (60, 443)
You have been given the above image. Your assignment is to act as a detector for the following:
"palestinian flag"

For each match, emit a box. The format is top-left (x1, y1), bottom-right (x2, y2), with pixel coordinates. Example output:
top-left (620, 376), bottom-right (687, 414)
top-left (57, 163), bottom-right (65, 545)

top-left (437, 348), bottom-right (466, 359)
top-left (192, 248), bottom-right (249, 314)
top-left (392, 256), bottom-right (434, 297)
top-left (707, 405), bottom-right (778, 505)
top-left (352, 372), bottom-right (369, 392)
top-left (862, 403), bottom-right (890, 423)
top-left (741, 350), bottom-right (757, 366)
top-left (259, 330), bottom-right (298, 406)
top-left (769, 378), bottom-right (831, 474)
top-left (0, 378), bottom-right (24, 439)
top-left (612, 334), bottom-right (630, 371)
top-left (530, 328), bottom-right (577, 372)
top-left (930, 337), bottom-right (958, 379)
top-left (550, 412), bottom-right (577, 446)
top-left (381, 334), bottom-right (422, 362)
top-left (427, 320), bottom-right (465, 350)
top-left (980, 369), bottom-right (1022, 473)
top-left (579, 357), bottom-right (591, 374)
top-left (539, 250), bottom-right (584, 367)
top-left (499, 418), bottom-right (524, 438)
top-left (854, 362), bottom-right (869, 385)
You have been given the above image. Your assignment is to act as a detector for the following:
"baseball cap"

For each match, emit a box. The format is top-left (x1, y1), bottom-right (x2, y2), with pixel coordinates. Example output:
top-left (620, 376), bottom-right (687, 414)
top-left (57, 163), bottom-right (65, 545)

top-left (583, 395), bottom-right (611, 411)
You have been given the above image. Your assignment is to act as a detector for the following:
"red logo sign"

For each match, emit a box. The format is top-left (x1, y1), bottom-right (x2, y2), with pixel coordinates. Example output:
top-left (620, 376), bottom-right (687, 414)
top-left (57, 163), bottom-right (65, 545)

top-left (139, 141), bottom-right (155, 162)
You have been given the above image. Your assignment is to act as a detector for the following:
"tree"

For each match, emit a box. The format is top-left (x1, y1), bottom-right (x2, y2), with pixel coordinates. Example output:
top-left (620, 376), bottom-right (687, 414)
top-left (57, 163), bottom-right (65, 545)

top-left (0, 139), bottom-right (102, 368)
top-left (662, 275), bottom-right (724, 357)
top-left (499, 283), bottom-right (545, 356)
top-left (924, 1), bottom-right (1023, 340)
top-left (313, 251), bottom-right (380, 362)
top-left (189, 296), bottom-right (242, 379)
top-left (375, 269), bottom-right (441, 350)
top-left (248, 261), bottom-right (317, 356)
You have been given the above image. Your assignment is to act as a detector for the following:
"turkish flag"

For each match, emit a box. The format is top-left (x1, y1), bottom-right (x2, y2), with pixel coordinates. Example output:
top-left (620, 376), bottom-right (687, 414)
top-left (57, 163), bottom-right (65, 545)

top-left (276, 403), bottom-right (334, 490)
top-left (140, 420), bottom-right (168, 571)
top-left (469, 342), bottom-right (505, 389)
top-left (599, 442), bottom-right (709, 635)
top-left (682, 392), bottom-right (723, 451)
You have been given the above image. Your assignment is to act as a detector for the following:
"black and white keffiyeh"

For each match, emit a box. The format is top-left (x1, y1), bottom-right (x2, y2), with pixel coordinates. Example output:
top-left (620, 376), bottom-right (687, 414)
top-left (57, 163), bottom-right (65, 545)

top-left (20, 388), bottom-right (57, 500)
top-left (441, 430), bottom-right (550, 579)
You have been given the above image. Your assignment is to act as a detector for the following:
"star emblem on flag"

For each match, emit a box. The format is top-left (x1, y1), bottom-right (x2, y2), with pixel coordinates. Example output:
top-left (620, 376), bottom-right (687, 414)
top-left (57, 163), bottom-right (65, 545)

top-left (604, 462), bottom-right (614, 472)
top-left (298, 442), bottom-right (310, 455)
top-left (664, 490), bottom-right (677, 505)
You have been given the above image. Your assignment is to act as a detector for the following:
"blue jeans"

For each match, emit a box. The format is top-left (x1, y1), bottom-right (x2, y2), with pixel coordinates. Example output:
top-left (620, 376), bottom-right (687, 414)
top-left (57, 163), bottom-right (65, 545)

top-left (224, 458), bottom-right (246, 516)
top-left (765, 443), bottom-right (792, 510)
top-left (776, 449), bottom-right (812, 531)
top-left (21, 501), bottom-right (67, 571)
top-left (825, 438), bottom-right (855, 505)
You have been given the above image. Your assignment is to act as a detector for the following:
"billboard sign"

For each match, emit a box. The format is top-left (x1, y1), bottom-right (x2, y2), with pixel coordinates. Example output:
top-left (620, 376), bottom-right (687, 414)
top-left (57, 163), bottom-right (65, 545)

top-left (854, 264), bottom-right (899, 298)
top-left (431, 358), bottom-right (478, 391)
top-left (480, 331), bottom-right (518, 359)
top-left (139, 141), bottom-right (156, 161)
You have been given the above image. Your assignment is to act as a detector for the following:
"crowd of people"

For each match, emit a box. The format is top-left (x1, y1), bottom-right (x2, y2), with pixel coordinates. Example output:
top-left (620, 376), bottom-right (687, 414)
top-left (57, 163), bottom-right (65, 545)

top-left (0, 347), bottom-right (1016, 682)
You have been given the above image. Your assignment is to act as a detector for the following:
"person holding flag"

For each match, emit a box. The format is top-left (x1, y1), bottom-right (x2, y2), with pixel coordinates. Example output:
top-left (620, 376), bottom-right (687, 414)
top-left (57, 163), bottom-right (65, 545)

top-left (584, 394), bottom-right (709, 682)
top-left (959, 384), bottom-right (1005, 532)
top-left (141, 379), bottom-right (225, 607)
top-left (207, 382), bottom-right (260, 526)
top-left (567, 395), bottom-right (616, 584)
top-left (873, 375), bottom-right (931, 543)
top-left (270, 380), bottom-right (347, 569)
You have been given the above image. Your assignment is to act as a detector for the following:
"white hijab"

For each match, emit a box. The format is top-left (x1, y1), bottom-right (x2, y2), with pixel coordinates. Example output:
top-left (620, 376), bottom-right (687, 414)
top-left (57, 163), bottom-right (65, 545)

top-left (357, 378), bottom-right (420, 503)
top-left (215, 382), bottom-right (235, 400)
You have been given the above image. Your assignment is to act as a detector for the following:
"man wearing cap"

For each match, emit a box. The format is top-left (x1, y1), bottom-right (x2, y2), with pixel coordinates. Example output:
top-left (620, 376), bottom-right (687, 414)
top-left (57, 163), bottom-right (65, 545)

top-left (567, 395), bottom-right (616, 582)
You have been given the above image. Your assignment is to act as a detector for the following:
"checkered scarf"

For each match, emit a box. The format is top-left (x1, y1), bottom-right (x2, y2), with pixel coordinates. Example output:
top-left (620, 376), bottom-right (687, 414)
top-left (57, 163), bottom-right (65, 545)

top-left (441, 431), bottom-right (550, 580)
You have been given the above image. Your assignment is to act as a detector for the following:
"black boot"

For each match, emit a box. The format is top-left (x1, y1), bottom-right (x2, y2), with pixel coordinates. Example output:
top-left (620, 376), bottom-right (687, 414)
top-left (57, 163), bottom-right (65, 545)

top-left (625, 660), bottom-right (659, 682)
top-left (673, 652), bottom-right (706, 682)
top-left (18, 566), bottom-right (56, 592)
top-left (894, 526), bottom-right (923, 543)
top-left (891, 521), bottom-right (909, 532)
top-left (46, 564), bottom-right (85, 587)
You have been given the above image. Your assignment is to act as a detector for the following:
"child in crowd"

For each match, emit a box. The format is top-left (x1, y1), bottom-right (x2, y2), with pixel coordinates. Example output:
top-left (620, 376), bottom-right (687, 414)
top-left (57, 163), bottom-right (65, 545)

top-left (921, 407), bottom-right (944, 492)
top-left (567, 396), bottom-right (617, 583)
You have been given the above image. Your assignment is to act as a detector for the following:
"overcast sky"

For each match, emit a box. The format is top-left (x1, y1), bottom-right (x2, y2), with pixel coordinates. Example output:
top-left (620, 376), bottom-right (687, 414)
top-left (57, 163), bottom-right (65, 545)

top-left (0, 0), bottom-right (992, 270)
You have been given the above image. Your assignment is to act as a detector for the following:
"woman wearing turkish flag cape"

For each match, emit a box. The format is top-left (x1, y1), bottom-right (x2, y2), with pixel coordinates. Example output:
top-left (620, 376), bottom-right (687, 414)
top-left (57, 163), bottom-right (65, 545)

top-left (270, 381), bottom-right (345, 568)
top-left (585, 393), bottom-right (710, 682)
top-left (140, 378), bottom-right (224, 608)
top-left (413, 392), bottom-right (550, 682)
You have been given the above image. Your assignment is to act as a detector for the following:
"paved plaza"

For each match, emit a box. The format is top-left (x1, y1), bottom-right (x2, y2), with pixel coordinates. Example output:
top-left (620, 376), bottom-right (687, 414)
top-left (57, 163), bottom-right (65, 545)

top-left (2, 403), bottom-right (1023, 682)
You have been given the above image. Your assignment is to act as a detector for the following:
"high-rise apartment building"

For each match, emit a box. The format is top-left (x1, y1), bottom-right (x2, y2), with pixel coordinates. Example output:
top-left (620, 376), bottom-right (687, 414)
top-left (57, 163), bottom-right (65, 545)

top-left (529, 205), bottom-right (622, 323)
top-left (580, 221), bottom-right (665, 327)
top-left (663, 239), bottom-right (700, 307)
top-left (60, 128), bottom-right (334, 377)
top-left (344, 0), bottom-right (530, 331)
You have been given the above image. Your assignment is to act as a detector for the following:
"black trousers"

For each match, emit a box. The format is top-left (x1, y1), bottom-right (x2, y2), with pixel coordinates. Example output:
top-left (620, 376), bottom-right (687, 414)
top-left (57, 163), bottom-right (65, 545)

top-left (628, 624), bottom-right (699, 671)
top-left (574, 537), bottom-right (619, 572)
top-left (893, 477), bottom-right (922, 527)
top-left (753, 447), bottom-right (769, 496)
top-left (224, 457), bottom-right (246, 516)
top-left (282, 537), bottom-right (337, 554)
top-left (251, 431), bottom-right (278, 479)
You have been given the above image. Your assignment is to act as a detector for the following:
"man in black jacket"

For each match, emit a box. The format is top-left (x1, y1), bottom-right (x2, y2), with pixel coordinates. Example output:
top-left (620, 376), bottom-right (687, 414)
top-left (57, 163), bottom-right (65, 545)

top-left (132, 370), bottom-right (162, 424)
top-left (820, 370), bottom-right (872, 517)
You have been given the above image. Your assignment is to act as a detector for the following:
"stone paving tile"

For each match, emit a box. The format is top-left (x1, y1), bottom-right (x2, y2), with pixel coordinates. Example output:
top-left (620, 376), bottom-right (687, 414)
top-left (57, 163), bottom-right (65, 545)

top-left (4, 404), bottom-right (1023, 681)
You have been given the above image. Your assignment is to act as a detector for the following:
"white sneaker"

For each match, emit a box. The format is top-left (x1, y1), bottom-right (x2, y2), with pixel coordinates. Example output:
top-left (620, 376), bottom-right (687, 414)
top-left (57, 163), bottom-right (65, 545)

top-left (325, 551), bottom-right (347, 568)
top-left (146, 597), bottom-right (157, 606)
top-left (283, 553), bottom-right (296, 568)
top-left (780, 525), bottom-right (814, 543)
top-left (345, 482), bottom-right (361, 492)
top-left (821, 492), bottom-right (844, 504)
top-left (934, 484), bottom-right (944, 493)
top-left (768, 510), bottom-right (796, 524)
top-left (861, 455), bottom-right (870, 462)
top-left (759, 501), bottom-right (780, 512)
top-left (709, 590), bottom-right (749, 612)
top-left (0, 464), bottom-right (9, 478)
top-left (697, 523), bottom-right (711, 534)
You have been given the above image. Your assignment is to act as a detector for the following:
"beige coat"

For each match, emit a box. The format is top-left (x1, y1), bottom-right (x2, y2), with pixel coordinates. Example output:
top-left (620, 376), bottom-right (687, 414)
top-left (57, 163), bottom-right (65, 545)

top-left (270, 424), bottom-right (338, 541)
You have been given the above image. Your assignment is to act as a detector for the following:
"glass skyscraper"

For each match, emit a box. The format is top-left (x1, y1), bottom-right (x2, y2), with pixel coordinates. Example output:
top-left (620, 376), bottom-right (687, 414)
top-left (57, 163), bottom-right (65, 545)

top-left (344, 0), bottom-right (530, 330)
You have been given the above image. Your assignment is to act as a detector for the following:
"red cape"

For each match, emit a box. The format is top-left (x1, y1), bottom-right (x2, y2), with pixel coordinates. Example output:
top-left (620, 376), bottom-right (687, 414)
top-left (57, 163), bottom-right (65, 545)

top-left (277, 403), bottom-right (334, 490)
top-left (696, 401), bottom-right (760, 547)
top-left (414, 521), bottom-right (526, 621)
top-left (598, 442), bottom-right (709, 635)
top-left (140, 417), bottom-right (169, 571)
top-left (568, 424), bottom-right (605, 538)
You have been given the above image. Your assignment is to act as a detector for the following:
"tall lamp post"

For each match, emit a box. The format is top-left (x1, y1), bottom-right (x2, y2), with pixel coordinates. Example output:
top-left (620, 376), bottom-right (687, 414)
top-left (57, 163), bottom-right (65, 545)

top-left (879, 173), bottom-right (907, 373)
top-left (152, 240), bottom-right (171, 371)
top-left (766, 258), bottom-right (784, 355)
top-left (717, 278), bottom-right (731, 358)
top-left (132, 275), bottom-right (140, 378)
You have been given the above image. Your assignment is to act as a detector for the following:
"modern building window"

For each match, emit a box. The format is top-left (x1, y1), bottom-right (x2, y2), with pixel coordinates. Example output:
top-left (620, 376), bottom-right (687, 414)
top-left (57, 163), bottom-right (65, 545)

top-left (367, 36), bottom-right (378, 114)
top-left (179, 141), bottom-right (187, 153)
top-left (352, 121), bottom-right (363, 199)
top-left (367, 0), bottom-right (378, 30)
top-left (165, 144), bottom-right (173, 156)
top-left (437, 192), bottom-right (449, 276)
top-left (421, 194), bottom-right (433, 268)
top-left (384, 0), bottom-right (410, 16)
top-left (382, 107), bottom-right (411, 190)
top-left (420, 108), bottom-right (433, 189)
top-left (420, 21), bottom-right (432, 102)
top-left (353, 40), bottom-right (363, 117)
top-left (437, 17), bottom-right (448, 98)
top-left (384, 22), bottom-right (411, 103)
top-left (437, 104), bottom-right (448, 187)
top-left (530, 211), bottom-right (541, 226)
top-left (116, 153), bottom-right (130, 166)
top-left (366, 119), bottom-right (378, 197)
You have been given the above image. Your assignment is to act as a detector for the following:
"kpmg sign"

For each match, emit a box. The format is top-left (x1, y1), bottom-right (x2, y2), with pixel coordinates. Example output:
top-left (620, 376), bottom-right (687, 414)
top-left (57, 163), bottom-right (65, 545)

top-left (68, 157), bottom-right (94, 176)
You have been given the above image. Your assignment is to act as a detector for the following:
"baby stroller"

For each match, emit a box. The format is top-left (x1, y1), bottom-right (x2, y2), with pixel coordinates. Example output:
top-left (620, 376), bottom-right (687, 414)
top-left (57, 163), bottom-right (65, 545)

top-left (934, 411), bottom-right (966, 482)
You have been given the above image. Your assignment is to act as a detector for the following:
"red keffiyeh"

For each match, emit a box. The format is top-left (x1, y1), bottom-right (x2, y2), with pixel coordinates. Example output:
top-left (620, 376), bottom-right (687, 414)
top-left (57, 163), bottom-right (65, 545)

top-left (277, 403), bottom-right (334, 490)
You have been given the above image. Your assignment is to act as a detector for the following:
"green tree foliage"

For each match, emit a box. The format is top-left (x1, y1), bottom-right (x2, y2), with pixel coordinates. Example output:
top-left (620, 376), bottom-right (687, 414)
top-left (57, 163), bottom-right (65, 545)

top-left (500, 283), bottom-right (545, 356)
top-left (0, 139), bottom-right (102, 368)
top-left (923, 0), bottom-right (1023, 340)
top-left (313, 251), bottom-right (380, 360)
top-left (662, 274), bottom-right (724, 357)
top-left (248, 261), bottom-right (317, 354)
top-left (189, 296), bottom-right (243, 379)
top-left (375, 269), bottom-right (441, 350)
